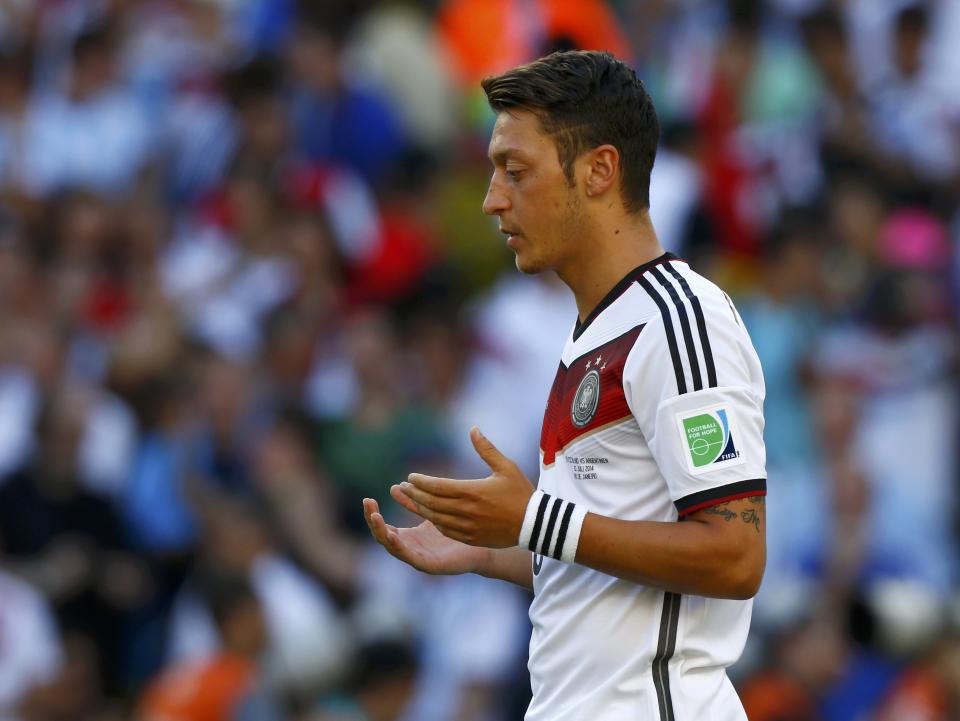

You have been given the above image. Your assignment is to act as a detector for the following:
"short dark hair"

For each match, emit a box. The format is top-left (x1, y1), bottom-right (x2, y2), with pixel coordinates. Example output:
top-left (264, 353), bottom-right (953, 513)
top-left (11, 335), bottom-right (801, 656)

top-left (193, 567), bottom-right (260, 633)
top-left (896, 4), bottom-right (930, 36)
top-left (482, 51), bottom-right (659, 213)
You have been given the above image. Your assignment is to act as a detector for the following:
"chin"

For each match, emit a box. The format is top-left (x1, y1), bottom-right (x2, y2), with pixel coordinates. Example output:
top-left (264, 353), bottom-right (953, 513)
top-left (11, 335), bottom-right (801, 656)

top-left (514, 252), bottom-right (549, 276)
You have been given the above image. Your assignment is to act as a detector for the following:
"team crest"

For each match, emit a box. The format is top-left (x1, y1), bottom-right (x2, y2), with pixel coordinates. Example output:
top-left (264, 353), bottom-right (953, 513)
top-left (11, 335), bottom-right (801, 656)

top-left (571, 370), bottom-right (601, 428)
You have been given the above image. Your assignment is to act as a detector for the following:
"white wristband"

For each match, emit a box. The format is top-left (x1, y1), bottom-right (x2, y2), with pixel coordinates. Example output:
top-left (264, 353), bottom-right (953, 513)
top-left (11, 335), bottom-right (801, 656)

top-left (517, 490), bottom-right (588, 564)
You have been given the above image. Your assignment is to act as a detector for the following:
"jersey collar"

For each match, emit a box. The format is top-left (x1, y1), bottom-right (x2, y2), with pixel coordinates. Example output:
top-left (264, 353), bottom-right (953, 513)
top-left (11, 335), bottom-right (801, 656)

top-left (572, 252), bottom-right (679, 342)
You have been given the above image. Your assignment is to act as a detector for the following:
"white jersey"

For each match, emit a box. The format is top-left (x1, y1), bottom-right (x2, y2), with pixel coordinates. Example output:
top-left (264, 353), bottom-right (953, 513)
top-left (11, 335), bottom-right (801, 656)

top-left (526, 253), bottom-right (766, 721)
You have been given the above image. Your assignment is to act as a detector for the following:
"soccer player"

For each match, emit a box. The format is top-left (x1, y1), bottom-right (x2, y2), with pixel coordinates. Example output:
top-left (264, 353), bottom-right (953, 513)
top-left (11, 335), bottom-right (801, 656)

top-left (363, 50), bottom-right (766, 721)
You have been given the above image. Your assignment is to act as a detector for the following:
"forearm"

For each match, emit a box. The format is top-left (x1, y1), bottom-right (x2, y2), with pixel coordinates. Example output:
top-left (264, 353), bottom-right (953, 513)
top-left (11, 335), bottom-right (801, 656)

top-left (476, 546), bottom-right (533, 590)
top-left (575, 507), bottom-right (764, 599)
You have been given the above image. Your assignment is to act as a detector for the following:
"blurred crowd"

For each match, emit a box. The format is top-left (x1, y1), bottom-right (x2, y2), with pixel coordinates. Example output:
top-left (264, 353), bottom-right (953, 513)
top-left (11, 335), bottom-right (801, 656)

top-left (0, 0), bottom-right (958, 719)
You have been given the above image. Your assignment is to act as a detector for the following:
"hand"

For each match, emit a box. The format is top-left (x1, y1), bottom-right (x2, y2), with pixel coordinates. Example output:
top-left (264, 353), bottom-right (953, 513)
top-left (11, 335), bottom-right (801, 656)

top-left (394, 427), bottom-right (534, 548)
top-left (362, 498), bottom-right (490, 575)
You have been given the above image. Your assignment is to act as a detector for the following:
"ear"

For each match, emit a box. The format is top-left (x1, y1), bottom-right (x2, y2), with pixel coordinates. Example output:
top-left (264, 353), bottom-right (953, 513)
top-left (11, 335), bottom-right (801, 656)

top-left (582, 144), bottom-right (620, 200)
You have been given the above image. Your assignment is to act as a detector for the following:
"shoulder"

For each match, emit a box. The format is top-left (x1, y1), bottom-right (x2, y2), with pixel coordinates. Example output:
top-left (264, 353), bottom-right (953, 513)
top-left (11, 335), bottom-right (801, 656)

top-left (624, 260), bottom-right (762, 401)
top-left (625, 259), bottom-right (745, 359)
top-left (641, 260), bottom-right (743, 337)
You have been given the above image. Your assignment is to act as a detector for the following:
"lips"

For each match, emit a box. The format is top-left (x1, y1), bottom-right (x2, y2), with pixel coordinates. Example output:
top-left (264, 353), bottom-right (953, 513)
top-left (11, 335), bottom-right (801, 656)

top-left (501, 229), bottom-right (521, 248)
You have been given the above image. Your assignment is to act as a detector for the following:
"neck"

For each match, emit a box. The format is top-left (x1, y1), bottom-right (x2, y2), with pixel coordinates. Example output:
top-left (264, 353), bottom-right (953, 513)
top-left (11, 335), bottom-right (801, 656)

top-left (556, 210), bottom-right (665, 323)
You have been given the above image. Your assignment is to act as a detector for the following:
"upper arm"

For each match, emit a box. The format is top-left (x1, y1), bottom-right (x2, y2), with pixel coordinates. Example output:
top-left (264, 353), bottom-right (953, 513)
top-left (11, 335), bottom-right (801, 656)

top-left (687, 495), bottom-right (766, 595)
top-left (623, 275), bottom-right (767, 518)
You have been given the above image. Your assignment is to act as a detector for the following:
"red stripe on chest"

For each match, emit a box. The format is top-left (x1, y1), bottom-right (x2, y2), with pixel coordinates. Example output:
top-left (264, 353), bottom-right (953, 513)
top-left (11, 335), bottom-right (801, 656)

top-left (540, 325), bottom-right (645, 466)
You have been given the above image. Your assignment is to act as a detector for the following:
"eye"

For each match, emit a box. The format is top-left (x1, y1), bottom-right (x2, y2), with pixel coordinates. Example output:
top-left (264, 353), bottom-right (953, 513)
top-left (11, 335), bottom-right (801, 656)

top-left (505, 168), bottom-right (523, 181)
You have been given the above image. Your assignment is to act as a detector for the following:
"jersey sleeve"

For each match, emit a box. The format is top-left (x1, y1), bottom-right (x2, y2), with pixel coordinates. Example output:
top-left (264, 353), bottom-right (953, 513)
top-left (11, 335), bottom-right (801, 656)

top-left (623, 294), bottom-right (766, 517)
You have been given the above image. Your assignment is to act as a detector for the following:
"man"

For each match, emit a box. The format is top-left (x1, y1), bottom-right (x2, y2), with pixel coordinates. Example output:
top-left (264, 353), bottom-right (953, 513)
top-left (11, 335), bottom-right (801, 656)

top-left (363, 50), bottom-right (766, 721)
top-left (139, 569), bottom-right (283, 721)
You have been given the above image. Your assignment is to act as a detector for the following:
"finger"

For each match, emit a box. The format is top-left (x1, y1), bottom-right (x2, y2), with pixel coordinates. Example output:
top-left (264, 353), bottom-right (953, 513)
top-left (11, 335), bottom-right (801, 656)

top-left (369, 511), bottom-right (405, 556)
top-left (398, 482), bottom-right (463, 515)
top-left (470, 426), bottom-right (512, 473)
top-left (434, 524), bottom-right (474, 546)
top-left (407, 473), bottom-right (463, 498)
top-left (362, 498), bottom-right (380, 531)
top-left (363, 501), bottom-right (397, 547)
top-left (396, 498), bottom-right (468, 533)
top-left (389, 484), bottom-right (420, 515)
top-left (366, 506), bottom-right (391, 545)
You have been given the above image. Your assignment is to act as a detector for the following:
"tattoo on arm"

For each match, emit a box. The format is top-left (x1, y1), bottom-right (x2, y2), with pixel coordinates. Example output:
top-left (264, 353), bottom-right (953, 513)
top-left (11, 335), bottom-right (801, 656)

top-left (704, 497), bottom-right (764, 534)
top-left (740, 509), bottom-right (761, 533)
top-left (704, 505), bottom-right (737, 522)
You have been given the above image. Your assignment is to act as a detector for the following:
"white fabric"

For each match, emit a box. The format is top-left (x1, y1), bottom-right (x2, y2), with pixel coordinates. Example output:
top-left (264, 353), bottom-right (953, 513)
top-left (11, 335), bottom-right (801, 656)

top-left (78, 392), bottom-right (137, 497)
top-left (0, 367), bottom-right (38, 481)
top-left (18, 89), bottom-right (153, 197)
top-left (649, 149), bottom-right (702, 253)
top-left (0, 572), bottom-right (63, 719)
top-left (251, 555), bottom-right (349, 694)
top-left (161, 226), bottom-right (296, 360)
top-left (517, 489), bottom-right (547, 550)
top-left (527, 257), bottom-right (766, 721)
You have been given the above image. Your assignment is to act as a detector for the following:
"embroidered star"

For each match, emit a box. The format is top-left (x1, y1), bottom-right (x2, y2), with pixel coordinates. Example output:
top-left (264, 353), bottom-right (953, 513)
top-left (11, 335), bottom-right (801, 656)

top-left (595, 355), bottom-right (603, 366)
top-left (585, 360), bottom-right (592, 370)
top-left (600, 363), bottom-right (607, 372)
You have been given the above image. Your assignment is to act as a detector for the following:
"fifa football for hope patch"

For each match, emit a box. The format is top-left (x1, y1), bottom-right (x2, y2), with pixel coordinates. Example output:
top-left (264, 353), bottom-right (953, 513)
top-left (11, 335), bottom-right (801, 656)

top-left (675, 404), bottom-right (744, 474)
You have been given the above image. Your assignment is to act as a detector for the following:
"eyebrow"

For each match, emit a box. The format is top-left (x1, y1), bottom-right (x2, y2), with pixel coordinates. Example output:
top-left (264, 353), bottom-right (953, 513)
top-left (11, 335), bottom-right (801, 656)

top-left (488, 147), bottom-right (529, 164)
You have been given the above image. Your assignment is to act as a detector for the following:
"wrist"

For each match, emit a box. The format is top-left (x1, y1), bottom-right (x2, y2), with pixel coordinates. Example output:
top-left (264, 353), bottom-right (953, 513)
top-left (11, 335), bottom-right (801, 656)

top-left (472, 547), bottom-right (495, 577)
top-left (517, 490), bottom-right (588, 564)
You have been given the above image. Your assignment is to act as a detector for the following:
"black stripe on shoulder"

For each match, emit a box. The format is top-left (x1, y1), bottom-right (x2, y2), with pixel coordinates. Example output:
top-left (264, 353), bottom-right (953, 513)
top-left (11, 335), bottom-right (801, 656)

top-left (650, 266), bottom-right (702, 392)
top-left (675, 479), bottom-right (767, 517)
top-left (636, 275), bottom-right (687, 395)
top-left (662, 262), bottom-right (717, 388)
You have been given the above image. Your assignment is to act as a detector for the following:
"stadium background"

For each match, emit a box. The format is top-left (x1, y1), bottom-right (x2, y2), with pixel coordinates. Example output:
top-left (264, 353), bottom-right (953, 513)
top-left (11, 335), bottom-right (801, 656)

top-left (0, 0), bottom-right (958, 719)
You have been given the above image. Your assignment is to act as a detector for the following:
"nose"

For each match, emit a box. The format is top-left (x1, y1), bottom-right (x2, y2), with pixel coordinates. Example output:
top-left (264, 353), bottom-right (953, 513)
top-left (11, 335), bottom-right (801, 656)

top-left (482, 175), bottom-right (510, 216)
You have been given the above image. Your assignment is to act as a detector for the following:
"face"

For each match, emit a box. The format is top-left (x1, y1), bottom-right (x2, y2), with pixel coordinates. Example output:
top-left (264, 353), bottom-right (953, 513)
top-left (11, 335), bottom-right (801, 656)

top-left (483, 111), bottom-right (585, 275)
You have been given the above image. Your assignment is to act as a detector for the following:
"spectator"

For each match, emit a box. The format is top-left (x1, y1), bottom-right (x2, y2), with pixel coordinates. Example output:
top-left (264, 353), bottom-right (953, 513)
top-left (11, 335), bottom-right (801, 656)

top-left (0, 569), bottom-right (64, 720)
top-left (167, 491), bottom-right (348, 702)
top-left (863, 3), bottom-right (960, 182)
top-left (314, 640), bottom-right (419, 721)
top-left (739, 607), bottom-right (848, 721)
top-left (286, 11), bottom-right (408, 187)
top-left (18, 24), bottom-right (154, 198)
top-left (0, 386), bottom-right (151, 694)
top-left (139, 569), bottom-right (283, 721)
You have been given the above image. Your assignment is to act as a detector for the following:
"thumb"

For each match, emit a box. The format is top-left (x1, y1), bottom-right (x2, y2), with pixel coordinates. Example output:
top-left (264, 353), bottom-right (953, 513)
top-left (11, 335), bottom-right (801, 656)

top-left (470, 426), bottom-right (511, 473)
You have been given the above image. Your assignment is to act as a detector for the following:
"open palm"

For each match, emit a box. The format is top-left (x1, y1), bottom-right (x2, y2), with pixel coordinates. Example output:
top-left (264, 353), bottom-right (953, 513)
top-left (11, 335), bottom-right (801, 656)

top-left (363, 498), bottom-right (489, 576)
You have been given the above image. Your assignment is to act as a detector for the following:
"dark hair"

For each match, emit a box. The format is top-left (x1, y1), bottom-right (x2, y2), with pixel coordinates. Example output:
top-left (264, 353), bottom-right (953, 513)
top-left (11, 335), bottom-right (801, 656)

top-left (347, 640), bottom-right (419, 694)
top-left (482, 50), bottom-right (659, 213)
top-left (801, 6), bottom-right (847, 46)
top-left (194, 567), bottom-right (260, 632)
top-left (896, 4), bottom-right (929, 35)
top-left (226, 56), bottom-right (283, 109)
top-left (72, 23), bottom-right (116, 64)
